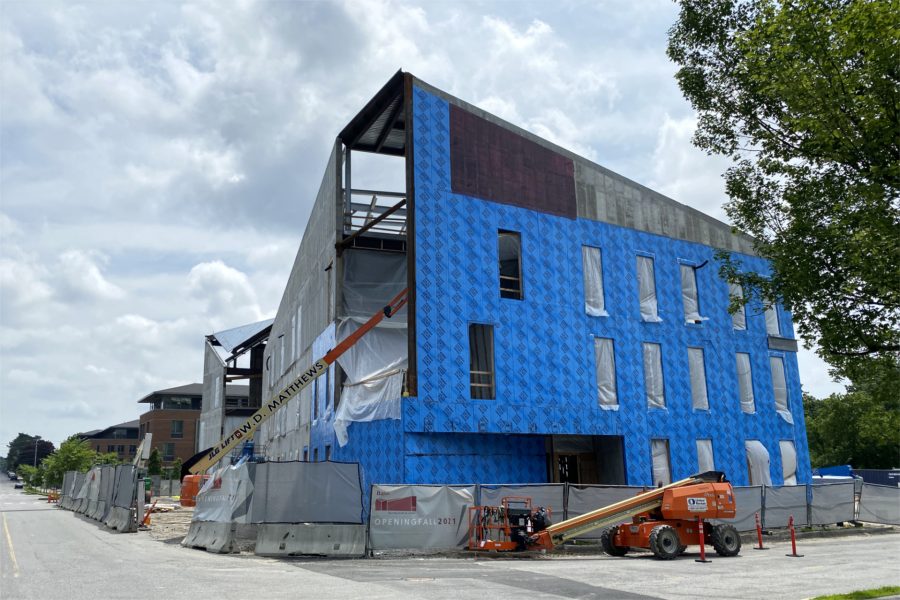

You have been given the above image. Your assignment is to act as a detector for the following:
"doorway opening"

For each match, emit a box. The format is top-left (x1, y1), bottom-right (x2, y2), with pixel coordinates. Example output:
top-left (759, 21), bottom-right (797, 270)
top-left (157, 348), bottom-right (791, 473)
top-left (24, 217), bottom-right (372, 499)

top-left (547, 435), bottom-right (626, 485)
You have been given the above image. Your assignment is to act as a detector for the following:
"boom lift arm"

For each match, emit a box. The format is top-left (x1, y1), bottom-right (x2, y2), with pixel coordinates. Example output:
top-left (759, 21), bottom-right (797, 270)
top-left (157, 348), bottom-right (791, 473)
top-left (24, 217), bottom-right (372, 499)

top-left (189, 288), bottom-right (408, 475)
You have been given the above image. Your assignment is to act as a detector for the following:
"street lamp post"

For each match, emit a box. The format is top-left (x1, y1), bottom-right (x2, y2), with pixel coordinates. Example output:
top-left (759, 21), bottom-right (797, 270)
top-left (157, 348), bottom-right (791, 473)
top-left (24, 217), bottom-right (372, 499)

top-left (33, 436), bottom-right (41, 468)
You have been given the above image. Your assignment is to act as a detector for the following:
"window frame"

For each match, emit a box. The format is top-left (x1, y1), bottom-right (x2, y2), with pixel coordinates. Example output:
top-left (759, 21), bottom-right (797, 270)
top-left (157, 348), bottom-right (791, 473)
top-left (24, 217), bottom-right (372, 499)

top-left (636, 255), bottom-right (661, 322)
top-left (651, 438), bottom-right (672, 486)
top-left (468, 323), bottom-right (496, 400)
top-left (642, 342), bottom-right (666, 409)
top-left (170, 419), bottom-right (184, 439)
top-left (687, 347), bottom-right (709, 411)
top-left (736, 352), bottom-right (756, 414)
top-left (497, 230), bottom-right (524, 300)
top-left (582, 245), bottom-right (608, 317)
top-left (593, 337), bottom-right (618, 409)
top-left (680, 263), bottom-right (704, 324)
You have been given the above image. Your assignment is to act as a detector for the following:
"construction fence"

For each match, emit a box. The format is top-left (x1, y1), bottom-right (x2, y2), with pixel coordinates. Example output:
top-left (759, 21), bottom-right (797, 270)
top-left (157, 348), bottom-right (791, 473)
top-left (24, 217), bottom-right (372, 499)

top-left (181, 465), bottom-right (899, 556)
top-left (57, 465), bottom-right (140, 532)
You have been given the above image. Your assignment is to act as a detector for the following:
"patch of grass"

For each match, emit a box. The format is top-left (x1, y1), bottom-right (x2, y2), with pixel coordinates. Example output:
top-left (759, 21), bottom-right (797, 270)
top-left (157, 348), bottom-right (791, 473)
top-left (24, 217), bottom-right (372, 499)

top-left (811, 586), bottom-right (900, 600)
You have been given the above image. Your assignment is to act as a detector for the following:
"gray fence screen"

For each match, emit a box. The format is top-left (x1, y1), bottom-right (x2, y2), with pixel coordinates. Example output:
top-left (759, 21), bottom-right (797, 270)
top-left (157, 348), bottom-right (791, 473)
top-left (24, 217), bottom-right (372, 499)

top-left (479, 484), bottom-right (565, 518)
top-left (858, 484), bottom-right (900, 525)
top-left (566, 485), bottom-right (644, 538)
top-left (250, 461), bottom-right (363, 524)
top-left (710, 485), bottom-right (762, 531)
top-left (764, 485), bottom-right (808, 528)
top-left (369, 485), bottom-right (475, 550)
top-left (810, 482), bottom-right (855, 525)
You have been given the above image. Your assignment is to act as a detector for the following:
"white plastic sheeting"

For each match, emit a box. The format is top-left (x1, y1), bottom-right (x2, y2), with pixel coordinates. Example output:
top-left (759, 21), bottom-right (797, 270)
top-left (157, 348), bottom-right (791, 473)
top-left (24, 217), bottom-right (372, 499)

top-left (651, 439), bottom-right (671, 486)
top-left (688, 347), bottom-right (709, 410)
top-left (593, 337), bottom-right (617, 409)
top-left (194, 460), bottom-right (254, 524)
top-left (341, 250), bottom-right (408, 323)
top-left (696, 439), bottom-right (715, 472)
top-left (736, 353), bottom-right (755, 413)
top-left (780, 440), bottom-right (798, 485)
top-left (637, 256), bottom-right (661, 322)
top-left (729, 283), bottom-right (746, 330)
top-left (643, 343), bottom-right (665, 408)
top-left (745, 440), bottom-right (772, 486)
top-left (770, 356), bottom-right (793, 423)
top-left (680, 265), bottom-right (705, 323)
top-left (582, 246), bottom-right (608, 317)
top-left (765, 305), bottom-right (780, 335)
top-left (333, 319), bottom-right (406, 447)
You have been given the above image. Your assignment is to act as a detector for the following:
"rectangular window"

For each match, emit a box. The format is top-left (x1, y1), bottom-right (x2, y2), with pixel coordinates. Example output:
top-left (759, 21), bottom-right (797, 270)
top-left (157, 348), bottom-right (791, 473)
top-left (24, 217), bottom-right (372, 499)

top-left (780, 440), bottom-right (798, 485)
top-left (643, 342), bottom-right (665, 408)
top-left (302, 447), bottom-right (308, 462)
top-left (312, 378), bottom-right (319, 420)
top-left (129, 445), bottom-right (136, 454)
top-left (469, 324), bottom-right (495, 399)
top-left (697, 439), bottom-right (715, 472)
top-left (688, 347), bottom-right (709, 410)
top-left (729, 283), bottom-right (746, 330)
top-left (680, 264), bottom-right (704, 323)
top-left (162, 443), bottom-right (175, 461)
top-left (770, 356), bottom-right (793, 423)
top-left (325, 445), bottom-right (332, 461)
top-left (651, 439), bottom-right (672, 486)
top-left (582, 246), bottom-right (607, 316)
top-left (637, 255), bottom-right (661, 322)
top-left (117, 445), bottom-right (124, 453)
top-left (170, 420), bottom-right (184, 438)
top-left (765, 305), bottom-right (780, 336)
top-left (736, 352), bottom-right (755, 413)
top-left (593, 337), bottom-right (617, 408)
top-left (313, 448), bottom-right (319, 462)
top-left (498, 230), bottom-right (523, 300)
top-left (107, 445), bottom-right (115, 453)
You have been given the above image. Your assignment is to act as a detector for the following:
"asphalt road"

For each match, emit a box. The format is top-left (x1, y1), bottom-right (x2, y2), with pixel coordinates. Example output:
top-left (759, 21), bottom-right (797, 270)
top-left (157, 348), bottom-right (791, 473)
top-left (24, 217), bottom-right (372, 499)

top-left (2, 479), bottom-right (898, 600)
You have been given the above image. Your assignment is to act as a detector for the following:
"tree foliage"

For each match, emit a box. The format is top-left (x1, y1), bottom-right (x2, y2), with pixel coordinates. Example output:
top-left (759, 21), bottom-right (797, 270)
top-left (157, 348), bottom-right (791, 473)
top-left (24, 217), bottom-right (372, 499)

top-left (668, 0), bottom-right (900, 380)
top-left (147, 447), bottom-right (162, 476)
top-left (41, 436), bottom-right (97, 488)
top-left (5, 434), bottom-right (55, 470)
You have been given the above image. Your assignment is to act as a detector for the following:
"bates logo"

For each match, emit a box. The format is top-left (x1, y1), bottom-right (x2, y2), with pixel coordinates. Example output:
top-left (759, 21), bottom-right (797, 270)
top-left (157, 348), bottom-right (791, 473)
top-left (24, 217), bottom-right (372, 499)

top-left (687, 497), bottom-right (708, 512)
top-left (375, 496), bottom-right (417, 512)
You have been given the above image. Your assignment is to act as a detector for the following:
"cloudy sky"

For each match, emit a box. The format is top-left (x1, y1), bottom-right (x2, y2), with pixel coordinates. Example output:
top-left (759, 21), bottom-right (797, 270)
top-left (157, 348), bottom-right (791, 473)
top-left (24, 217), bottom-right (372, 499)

top-left (0, 0), bottom-right (844, 449)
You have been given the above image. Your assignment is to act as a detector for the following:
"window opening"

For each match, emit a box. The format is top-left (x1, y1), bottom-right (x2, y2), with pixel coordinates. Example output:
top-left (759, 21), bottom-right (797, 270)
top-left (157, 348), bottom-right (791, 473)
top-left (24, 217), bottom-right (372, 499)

top-left (745, 440), bottom-right (772, 486)
top-left (697, 439), bottom-right (715, 472)
top-left (637, 255), bottom-right (661, 322)
top-left (171, 420), bottom-right (184, 439)
top-left (582, 246), bottom-right (607, 316)
top-left (729, 283), bottom-right (747, 330)
top-left (770, 356), bottom-right (793, 423)
top-left (643, 342), bottom-right (666, 408)
top-left (736, 352), bottom-right (755, 413)
top-left (688, 347), bottom-right (709, 410)
top-left (680, 264), bottom-right (705, 323)
top-left (780, 440), bottom-right (797, 485)
top-left (498, 230), bottom-right (523, 300)
top-left (651, 439), bottom-right (672, 486)
top-left (469, 324), bottom-right (495, 399)
top-left (765, 305), bottom-right (780, 336)
top-left (594, 337), bottom-right (617, 409)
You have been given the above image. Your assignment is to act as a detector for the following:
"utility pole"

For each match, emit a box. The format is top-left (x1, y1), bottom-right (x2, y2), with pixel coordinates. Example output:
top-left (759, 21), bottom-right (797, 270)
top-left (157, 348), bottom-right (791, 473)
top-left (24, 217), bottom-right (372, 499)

top-left (33, 436), bottom-right (41, 468)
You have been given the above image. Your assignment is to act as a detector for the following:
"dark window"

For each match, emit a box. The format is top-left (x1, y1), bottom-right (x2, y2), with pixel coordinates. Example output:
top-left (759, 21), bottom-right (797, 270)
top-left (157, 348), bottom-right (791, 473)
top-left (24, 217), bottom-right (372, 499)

top-left (302, 448), bottom-right (309, 462)
top-left (161, 443), bottom-right (175, 461)
top-left (325, 445), bottom-right (332, 461)
top-left (312, 378), bottom-right (319, 420)
top-left (117, 445), bottom-right (124, 453)
top-left (469, 324), bottom-right (495, 399)
top-left (313, 448), bottom-right (319, 462)
top-left (129, 445), bottom-right (136, 454)
top-left (498, 230), bottom-right (523, 299)
top-left (107, 445), bottom-right (115, 453)
top-left (171, 420), bottom-right (184, 438)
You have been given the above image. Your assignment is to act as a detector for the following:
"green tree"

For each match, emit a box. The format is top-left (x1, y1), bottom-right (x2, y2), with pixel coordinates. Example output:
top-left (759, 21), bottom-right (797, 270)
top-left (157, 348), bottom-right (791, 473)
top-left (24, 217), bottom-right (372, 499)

top-left (667, 0), bottom-right (900, 382)
top-left (147, 447), bottom-right (162, 476)
top-left (5, 434), bottom-right (55, 470)
top-left (95, 452), bottom-right (121, 466)
top-left (17, 464), bottom-right (46, 488)
top-left (804, 389), bottom-right (900, 469)
top-left (42, 436), bottom-right (96, 488)
top-left (169, 458), bottom-right (183, 481)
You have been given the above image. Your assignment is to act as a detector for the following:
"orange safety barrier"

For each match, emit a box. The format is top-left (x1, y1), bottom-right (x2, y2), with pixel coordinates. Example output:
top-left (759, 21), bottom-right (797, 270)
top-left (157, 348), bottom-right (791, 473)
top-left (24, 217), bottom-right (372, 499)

top-left (180, 474), bottom-right (210, 507)
top-left (47, 491), bottom-right (59, 503)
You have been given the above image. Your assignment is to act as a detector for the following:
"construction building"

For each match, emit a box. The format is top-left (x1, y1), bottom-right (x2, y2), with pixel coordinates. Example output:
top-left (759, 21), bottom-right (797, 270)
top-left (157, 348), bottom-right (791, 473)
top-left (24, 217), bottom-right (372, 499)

top-left (198, 320), bottom-right (271, 454)
top-left (256, 71), bottom-right (810, 488)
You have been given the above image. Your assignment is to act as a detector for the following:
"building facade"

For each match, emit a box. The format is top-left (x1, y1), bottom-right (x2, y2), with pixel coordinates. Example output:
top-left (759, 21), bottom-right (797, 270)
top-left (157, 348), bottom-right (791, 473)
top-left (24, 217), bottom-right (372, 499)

top-left (138, 384), bottom-right (203, 465)
top-left (80, 420), bottom-right (140, 462)
top-left (257, 72), bottom-right (810, 490)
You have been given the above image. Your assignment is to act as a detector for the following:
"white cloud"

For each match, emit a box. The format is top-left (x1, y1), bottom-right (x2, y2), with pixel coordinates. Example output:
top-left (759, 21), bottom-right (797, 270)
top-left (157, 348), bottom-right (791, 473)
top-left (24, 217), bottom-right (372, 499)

top-left (57, 249), bottom-right (125, 300)
top-left (188, 260), bottom-right (263, 327)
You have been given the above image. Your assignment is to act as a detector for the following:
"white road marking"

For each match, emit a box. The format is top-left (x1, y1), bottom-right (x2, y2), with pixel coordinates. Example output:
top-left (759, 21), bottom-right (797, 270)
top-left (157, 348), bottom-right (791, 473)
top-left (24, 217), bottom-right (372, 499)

top-left (2, 512), bottom-right (20, 578)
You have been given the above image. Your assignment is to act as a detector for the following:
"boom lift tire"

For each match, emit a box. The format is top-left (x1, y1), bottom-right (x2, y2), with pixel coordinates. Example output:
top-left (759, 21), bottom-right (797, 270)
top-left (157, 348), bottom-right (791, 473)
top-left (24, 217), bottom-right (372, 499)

top-left (710, 523), bottom-right (741, 557)
top-left (600, 526), bottom-right (628, 556)
top-left (648, 525), bottom-right (681, 560)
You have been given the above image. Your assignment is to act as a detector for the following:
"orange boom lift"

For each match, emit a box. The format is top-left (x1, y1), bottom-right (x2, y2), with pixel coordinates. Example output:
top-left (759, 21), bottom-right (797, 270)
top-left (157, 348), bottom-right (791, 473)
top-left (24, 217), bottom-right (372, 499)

top-left (468, 471), bottom-right (742, 560)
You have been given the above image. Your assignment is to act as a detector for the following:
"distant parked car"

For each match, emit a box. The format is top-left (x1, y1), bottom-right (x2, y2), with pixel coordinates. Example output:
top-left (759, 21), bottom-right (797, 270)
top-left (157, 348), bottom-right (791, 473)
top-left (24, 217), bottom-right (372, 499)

top-left (7, 471), bottom-right (16, 480)
top-left (14, 481), bottom-right (24, 489)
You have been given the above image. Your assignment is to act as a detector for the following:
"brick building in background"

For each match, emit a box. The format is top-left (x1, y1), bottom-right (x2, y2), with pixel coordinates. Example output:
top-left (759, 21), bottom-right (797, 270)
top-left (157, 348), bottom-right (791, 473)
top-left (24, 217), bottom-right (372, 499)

top-left (137, 384), bottom-right (203, 465)
top-left (79, 419), bottom-right (139, 462)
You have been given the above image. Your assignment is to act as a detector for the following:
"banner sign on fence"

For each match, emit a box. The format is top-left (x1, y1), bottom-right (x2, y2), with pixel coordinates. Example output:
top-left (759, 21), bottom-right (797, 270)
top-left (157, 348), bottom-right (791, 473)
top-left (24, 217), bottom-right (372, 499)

top-left (194, 461), bottom-right (254, 523)
top-left (369, 485), bottom-right (474, 550)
